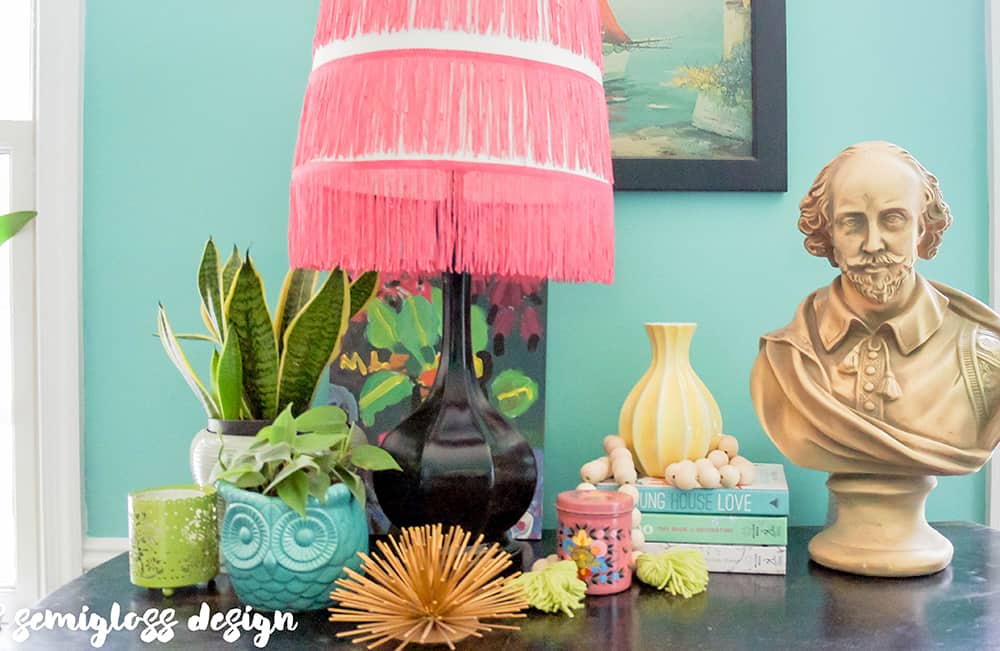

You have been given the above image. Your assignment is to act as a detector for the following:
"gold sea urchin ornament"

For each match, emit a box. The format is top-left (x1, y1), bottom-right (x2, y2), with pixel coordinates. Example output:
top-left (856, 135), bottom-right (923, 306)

top-left (329, 524), bottom-right (529, 649)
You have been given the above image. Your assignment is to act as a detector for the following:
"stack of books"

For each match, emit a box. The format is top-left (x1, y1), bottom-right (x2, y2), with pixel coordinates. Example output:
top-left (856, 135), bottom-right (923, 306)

top-left (599, 463), bottom-right (789, 575)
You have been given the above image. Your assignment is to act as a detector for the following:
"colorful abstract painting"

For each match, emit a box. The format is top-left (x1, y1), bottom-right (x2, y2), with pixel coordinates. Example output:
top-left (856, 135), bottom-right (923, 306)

top-left (604, 0), bottom-right (753, 160)
top-left (329, 274), bottom-right (547, 540)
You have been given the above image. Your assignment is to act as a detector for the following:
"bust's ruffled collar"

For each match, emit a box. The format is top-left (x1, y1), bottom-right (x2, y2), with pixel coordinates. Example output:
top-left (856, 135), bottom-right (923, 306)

top-left (812, 274), bottom-right (948, 355)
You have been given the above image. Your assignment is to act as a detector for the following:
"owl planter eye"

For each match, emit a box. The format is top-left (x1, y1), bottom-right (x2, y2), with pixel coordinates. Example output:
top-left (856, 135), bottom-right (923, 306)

top-left (272, 510), bottom-right (339, 571)
top-left (220, 499), bottom-right (270, 572)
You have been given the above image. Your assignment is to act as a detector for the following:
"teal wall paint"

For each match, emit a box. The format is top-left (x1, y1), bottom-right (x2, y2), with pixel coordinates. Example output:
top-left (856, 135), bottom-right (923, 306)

top-left (84, 1), bottom-right (989, 536)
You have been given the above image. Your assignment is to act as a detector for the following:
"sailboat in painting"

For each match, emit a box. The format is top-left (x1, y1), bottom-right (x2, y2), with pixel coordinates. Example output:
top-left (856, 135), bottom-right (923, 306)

top-left (600, 0), bottom-right (631, 81)
top-left (600, 0), bottom-right (670, 83)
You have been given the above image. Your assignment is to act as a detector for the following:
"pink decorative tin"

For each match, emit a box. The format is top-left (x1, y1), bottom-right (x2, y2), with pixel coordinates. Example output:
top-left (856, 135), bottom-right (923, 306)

top-left (556, 489), bottom-right (634, 595)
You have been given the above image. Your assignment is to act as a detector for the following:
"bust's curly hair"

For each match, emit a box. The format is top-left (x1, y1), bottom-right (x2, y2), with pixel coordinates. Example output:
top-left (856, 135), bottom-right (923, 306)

top-left (798, 141), bottom-right (952, 267)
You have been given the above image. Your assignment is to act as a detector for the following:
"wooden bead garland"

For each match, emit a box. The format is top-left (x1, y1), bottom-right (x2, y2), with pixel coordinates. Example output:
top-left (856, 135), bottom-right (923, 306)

top-left (576, 433), bottom-right (759, 569)
top-left (663, 434), bottom-right (757, 490)
top-left (580, 457), bottom-right (611, 484)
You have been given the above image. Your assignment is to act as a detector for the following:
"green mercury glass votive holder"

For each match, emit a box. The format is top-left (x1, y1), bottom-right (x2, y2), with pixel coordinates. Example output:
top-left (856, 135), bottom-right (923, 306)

top-left (128, 484), bottom-right (219, 596)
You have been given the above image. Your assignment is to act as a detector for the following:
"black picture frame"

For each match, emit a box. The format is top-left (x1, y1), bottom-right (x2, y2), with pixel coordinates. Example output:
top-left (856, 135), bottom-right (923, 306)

top-left (612, 0), bottom-right (787, 192)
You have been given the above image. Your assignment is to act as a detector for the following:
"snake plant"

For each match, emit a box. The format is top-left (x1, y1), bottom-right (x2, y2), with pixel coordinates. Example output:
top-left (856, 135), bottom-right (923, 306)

top-left (158, 238), bottom-right (378, 420)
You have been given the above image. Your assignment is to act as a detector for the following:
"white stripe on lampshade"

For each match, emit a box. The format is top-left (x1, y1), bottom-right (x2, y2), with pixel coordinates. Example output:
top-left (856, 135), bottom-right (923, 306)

top-left (312, 30), bottom-right (603, 84)
top-left (305, 152), bottom-right (610, 183)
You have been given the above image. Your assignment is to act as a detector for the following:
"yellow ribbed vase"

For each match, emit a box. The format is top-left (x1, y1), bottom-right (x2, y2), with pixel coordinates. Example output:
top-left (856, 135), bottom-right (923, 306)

top-left (619, 323), bottom-right (722, 477)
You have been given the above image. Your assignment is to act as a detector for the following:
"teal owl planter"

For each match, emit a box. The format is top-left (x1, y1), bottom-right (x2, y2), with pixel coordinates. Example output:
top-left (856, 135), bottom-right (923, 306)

top-left (217, 480), bottom-right (368, 612)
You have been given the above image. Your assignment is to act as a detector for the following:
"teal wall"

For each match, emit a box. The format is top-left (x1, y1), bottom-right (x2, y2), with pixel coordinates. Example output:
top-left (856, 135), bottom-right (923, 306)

top-left (83, 1), bottom-right (989, 536)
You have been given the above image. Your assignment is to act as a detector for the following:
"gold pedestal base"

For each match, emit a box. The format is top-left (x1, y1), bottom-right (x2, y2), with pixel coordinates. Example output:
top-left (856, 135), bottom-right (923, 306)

top-left (809, 474), bottom-right (952, 577)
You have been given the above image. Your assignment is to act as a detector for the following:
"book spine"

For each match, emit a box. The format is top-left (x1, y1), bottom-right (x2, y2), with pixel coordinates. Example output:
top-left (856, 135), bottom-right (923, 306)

top-left (640, 513), bottom-right (788, 545)
top-left (632, 488), bottom-right (789, 516)
top-left (641, 542), bottom-right (787, 575)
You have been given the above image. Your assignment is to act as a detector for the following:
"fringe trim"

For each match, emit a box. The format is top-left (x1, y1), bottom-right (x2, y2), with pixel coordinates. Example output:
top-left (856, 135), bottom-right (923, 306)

top-left (288, 163), bottom-right (614, 283)
top-left (294, 53), bottom-right (611, 181)
top-left (312, 0), bottom-right (603, 67)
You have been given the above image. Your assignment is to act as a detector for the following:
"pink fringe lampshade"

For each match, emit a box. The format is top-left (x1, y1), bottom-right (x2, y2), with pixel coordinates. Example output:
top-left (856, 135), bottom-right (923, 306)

top-left (289, 0), bottom-right (615, 283)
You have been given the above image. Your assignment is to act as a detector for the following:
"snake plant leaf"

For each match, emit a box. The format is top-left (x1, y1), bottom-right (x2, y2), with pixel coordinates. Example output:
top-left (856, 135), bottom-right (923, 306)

top-left (348, 271), bottom-right (379, 318)
top-left (225, 253), bottom-right (279, 419)
top-left (358, 370), bottom-right (413, 426)
top-left (172, 333), bottom-right (218, 343)
top-left (210, 348), bottom-right (221, 406)
top-left (365, 299), bottom-right (399, 350)
top-left (201, 304), bottom-right (219, 340)
top-left (157, 304), bottom-right (219, 418)
top-left (275, 469), bottom-right (310, 517)
top-left (398, 295), bottom-right (440, 366)
top-left (489, 369), bottom-right (539, 419)
top-left (0, 211), bottom-right (37, 247)
top-left (221, 244), bottom-right (241, 301)
top-left (198, 239), bottom-right (226, 340)
top-left (277, 268), bottom-right (349, 416)
top-left (274, 269), bottom-right (318, 356)
top-left (217, 328), bottom-right (243, 420)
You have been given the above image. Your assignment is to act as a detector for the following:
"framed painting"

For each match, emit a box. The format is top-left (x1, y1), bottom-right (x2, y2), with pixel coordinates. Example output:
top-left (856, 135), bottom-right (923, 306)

top-left (605, 0), bottom-right (787, 191)
top-left (329, 274), bottom-right (547, 540)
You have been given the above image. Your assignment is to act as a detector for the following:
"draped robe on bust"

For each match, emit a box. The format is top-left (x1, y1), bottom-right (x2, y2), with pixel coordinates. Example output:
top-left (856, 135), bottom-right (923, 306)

top-left (751, 275), bottom-right (1000, 476)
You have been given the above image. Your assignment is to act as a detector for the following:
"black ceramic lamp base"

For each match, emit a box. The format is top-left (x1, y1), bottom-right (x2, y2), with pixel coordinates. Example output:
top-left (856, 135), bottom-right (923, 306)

top-left (373, 272), bottom-right (538, 551)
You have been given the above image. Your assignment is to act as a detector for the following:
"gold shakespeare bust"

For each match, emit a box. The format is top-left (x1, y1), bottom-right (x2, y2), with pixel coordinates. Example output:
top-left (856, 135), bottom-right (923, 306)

top-left (751, 141), bottom-right (1000, 577)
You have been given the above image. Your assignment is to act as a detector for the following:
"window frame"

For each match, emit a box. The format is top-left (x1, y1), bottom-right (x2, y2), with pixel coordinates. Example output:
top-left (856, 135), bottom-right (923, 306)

top-left (988, 0), bottom-right (1000, 528)
top-left (0, 0), bottom-right (85, 609)
top-left (33, 0), bottom-right (85, 594)
top-left (0, 119), bottom-right (40, 613)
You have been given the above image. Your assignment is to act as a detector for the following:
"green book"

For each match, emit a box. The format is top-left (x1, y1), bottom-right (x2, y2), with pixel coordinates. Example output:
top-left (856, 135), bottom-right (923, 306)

top-left (640, 513), bottom-right (787, 545)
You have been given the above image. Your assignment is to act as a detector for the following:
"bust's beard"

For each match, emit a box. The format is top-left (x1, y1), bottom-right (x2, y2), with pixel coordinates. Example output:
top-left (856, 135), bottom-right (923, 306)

top-left (843, 266), bottom-right (911, 304)
top-left (835, 251), bottom-right (914, 305)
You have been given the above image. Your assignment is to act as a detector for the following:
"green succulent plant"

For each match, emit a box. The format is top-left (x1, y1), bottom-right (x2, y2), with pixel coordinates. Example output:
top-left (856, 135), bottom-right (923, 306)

top-left (0, 211), bottom-right (37, 247)
top-left (217, 404), bottom-right (401, 515)
top-left (157, 238), bottom-right (379, 420)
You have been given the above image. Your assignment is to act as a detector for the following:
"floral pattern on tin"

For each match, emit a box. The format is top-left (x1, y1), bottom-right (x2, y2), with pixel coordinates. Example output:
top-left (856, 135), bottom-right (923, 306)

top-left (560, 524), bottom-right (626, 586)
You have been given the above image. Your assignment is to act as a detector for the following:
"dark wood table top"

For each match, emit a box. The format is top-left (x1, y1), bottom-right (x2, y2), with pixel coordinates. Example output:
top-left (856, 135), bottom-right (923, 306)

top-left (8, 524), bottom-right (1000, 650)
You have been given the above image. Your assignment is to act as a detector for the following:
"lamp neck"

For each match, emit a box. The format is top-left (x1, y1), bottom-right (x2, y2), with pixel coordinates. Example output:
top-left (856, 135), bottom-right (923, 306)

top-left (434, 271), bottom-right (476, 388)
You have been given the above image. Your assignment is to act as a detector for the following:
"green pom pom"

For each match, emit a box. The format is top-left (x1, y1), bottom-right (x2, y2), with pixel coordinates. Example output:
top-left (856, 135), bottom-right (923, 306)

top-left (510, 560), bottom-right (587, 617)
top-left (636, 550), bottom-right (709, 598)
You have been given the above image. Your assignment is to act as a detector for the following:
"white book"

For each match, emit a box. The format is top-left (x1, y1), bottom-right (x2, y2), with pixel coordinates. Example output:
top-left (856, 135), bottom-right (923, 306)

top-left (641, 541), bottom-right (787, 575)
